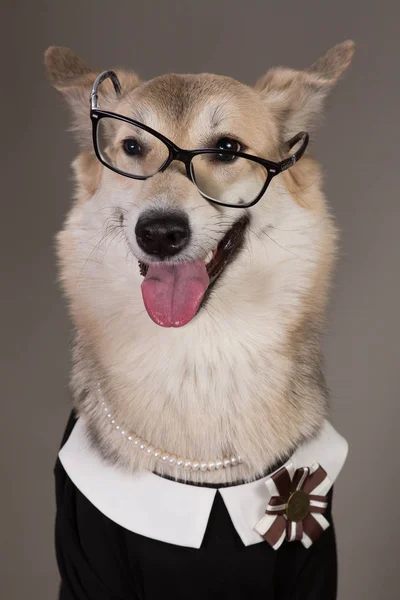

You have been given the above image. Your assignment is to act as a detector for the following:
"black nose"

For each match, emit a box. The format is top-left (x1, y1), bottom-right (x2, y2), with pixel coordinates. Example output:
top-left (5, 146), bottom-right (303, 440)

top-left (135, 212), bottom-right (191, 259)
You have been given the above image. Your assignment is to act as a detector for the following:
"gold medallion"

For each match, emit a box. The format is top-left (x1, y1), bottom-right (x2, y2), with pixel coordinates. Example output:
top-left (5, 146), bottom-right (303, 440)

top-left (286, 490), bottom-right (310, 522)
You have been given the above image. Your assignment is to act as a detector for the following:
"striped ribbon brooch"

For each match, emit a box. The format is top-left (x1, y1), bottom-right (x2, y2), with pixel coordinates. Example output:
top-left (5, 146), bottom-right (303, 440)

top-left (254, 462), bottom-right (332, 550)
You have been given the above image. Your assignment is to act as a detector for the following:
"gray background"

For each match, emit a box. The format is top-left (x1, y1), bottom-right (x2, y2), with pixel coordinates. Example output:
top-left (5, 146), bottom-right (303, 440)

top-left (1, 1), bottom-right (398, 598)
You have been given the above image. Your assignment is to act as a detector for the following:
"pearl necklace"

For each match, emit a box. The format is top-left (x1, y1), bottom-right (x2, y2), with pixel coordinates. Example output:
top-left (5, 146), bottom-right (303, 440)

top-left (98, 383), bottom-right (242, 472)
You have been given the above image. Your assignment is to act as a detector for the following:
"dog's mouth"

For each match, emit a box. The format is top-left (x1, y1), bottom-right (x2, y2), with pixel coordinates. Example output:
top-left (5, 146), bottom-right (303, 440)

top-left (138, 215), bottom-right (249, 328)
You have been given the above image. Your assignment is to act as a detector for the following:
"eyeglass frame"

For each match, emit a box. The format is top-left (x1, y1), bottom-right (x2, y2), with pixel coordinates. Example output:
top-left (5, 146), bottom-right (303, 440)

top-left (90, 70), bottom-right (309, 209)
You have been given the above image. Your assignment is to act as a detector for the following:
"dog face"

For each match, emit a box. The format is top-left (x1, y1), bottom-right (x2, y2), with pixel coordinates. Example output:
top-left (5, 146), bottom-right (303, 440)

top-left (45, 43), bottom-right (354, 333)
top-left (45, 44), bottom-right (354, 476)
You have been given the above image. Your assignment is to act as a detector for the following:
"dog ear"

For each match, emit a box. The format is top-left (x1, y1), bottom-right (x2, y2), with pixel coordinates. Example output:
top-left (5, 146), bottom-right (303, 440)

top-left (255, 40), bottom-right (355, 141)
top-left (44, 47), bottom-right (141, 148)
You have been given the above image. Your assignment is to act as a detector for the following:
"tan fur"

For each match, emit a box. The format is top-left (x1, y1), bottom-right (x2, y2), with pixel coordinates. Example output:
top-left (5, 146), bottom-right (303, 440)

top-left (255, 40), bottom-right (355, 140)
top-left (71, 151), bottom-right (102, 201)
top-left (46, 42), bottom-right (354, 484)
top-left (45, 47), bottom-right (142, 148)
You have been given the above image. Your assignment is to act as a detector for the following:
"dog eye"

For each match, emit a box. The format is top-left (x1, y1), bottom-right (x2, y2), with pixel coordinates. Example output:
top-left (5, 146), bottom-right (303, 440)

top-left (215, 138), bottom-right (241, 162)
top-left (122, 138), bottom-right (142, 156)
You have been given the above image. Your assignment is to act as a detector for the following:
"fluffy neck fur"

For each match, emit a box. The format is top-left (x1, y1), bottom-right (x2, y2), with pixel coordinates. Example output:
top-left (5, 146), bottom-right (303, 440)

top-left (62, 156), bottom-right (337, 485)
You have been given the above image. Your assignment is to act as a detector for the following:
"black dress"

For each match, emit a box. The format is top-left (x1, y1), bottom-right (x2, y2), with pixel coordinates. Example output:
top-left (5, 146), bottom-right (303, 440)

top-left (55, 413), bottom-right (338, 600)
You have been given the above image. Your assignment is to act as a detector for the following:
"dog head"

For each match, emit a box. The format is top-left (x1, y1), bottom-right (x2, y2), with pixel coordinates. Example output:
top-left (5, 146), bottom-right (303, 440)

top-left (45, 43), bottom-right (354, 333)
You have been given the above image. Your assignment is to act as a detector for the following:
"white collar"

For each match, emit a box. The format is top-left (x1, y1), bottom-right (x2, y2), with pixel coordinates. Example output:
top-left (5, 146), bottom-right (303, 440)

top-left (59, 418), bottom-right (348, 549)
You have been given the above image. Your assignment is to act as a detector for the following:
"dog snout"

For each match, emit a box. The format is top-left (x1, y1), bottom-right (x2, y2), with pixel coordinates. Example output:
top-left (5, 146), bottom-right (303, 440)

top-left (135, 212), bottom-right (191, 259)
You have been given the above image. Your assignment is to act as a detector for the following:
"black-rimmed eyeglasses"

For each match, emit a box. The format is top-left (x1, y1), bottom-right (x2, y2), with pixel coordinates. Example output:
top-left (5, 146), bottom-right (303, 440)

top-left (90, 70), bottom-right (309, 209)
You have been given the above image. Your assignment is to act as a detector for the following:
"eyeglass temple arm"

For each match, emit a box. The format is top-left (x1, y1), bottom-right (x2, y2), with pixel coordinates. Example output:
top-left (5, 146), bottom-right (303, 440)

top-left (278, 131), bottom-right (309, 172)
top-left (90, 70), bottom-right (122, 110)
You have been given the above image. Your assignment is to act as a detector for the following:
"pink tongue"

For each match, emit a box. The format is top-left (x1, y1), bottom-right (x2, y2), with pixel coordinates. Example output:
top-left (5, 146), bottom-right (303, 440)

top-left (141, 259), bottom-right (210, 328)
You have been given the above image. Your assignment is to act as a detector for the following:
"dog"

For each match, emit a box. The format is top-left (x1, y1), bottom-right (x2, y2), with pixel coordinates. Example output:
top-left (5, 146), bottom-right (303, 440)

top-left (46, 41), bottom-right (354, 599)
